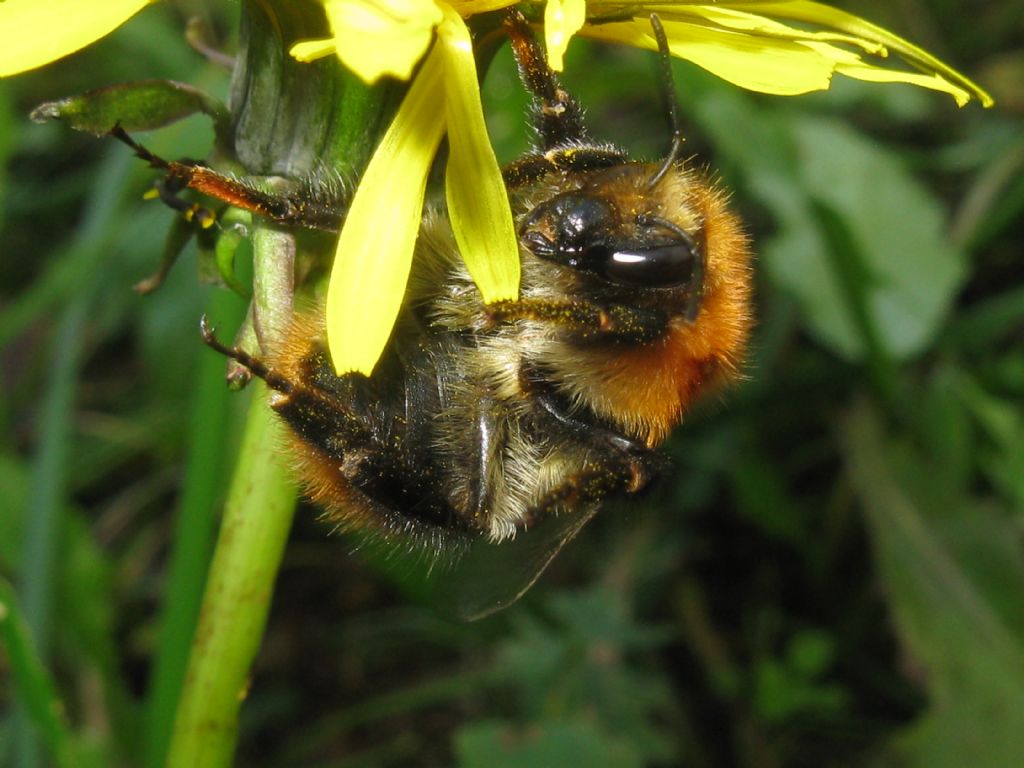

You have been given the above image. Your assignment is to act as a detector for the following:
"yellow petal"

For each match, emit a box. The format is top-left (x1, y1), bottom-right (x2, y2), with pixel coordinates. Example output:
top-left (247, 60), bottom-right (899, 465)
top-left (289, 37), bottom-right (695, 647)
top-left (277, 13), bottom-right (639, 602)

top-left (583, 19), bottom-right (838, 95)
top-left (448, 0), bottom-right (521, 14)
top-left (326, 46), bottom-right (447, 375)
top-left (833, 61), bottom-right (974, 106)
top-left (438, 9), bottom-right (520, 304)
top-left (713, 1), bottom-right (991, 105)
top-left (544, 0), bottom-right (587, 71)
top-left (653, 4), bottom-right (885, 56)
top-left (320, 0), bottom-right (442, 83)
top-left (0, 0), bottom-right (153, 77)
top-left (601, 1), bottom-right (992, 106)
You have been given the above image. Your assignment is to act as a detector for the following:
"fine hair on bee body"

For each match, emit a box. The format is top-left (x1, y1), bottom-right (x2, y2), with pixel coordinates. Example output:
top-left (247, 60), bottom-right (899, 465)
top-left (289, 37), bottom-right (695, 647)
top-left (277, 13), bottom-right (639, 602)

top-left (135, 11), bottom-right (753, 615)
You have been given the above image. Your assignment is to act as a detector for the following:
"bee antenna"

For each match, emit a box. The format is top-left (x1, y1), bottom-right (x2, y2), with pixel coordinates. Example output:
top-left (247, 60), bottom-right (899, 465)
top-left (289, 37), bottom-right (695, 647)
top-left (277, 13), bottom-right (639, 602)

top-left (647, 14), bottom-right (684, 190)
top-left (199, 315), bottom-right (294, 394)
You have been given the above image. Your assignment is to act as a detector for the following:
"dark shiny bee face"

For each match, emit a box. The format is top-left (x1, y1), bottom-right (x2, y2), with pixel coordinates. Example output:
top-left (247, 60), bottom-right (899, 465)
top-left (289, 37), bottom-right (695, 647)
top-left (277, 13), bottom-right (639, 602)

top-left (127, 11), bottom-right (753, 619)
top-left (521, 188), bottom-right (702, 290)
top-left (514, 159), bottom-right (709, 325)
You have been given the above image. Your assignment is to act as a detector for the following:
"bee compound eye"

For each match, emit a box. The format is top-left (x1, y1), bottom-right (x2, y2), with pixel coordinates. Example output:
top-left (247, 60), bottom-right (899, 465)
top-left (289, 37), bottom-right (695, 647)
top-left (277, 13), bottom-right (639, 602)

top-left (599, 242), bottom-right (698, 288)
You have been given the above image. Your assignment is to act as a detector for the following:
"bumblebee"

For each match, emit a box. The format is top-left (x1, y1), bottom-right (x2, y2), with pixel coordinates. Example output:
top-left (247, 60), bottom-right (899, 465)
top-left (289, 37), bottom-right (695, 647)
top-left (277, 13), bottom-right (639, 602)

top-left (127, 13), bottom-right (752, 617)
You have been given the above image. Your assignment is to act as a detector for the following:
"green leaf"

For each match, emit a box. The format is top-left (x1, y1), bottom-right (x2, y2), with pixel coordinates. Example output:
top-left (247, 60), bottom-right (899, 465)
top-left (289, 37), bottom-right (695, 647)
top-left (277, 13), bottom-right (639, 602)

top-left (843, 402), bottom-right (1024, 767)
top-left (455, 718), bottom-right (642, 768)
top-left (951, 372), bottom-right (1024, 510)
top-left (493, 589), bottom-right (678, 763)
top-left (30, 80), bottom-right (226, 135)
top-left (754, 629), bottom-right (848, 723)
top-left (687, 83), bottom-right (965, 364)
top-left (766, 116), bottom-right (965, 361)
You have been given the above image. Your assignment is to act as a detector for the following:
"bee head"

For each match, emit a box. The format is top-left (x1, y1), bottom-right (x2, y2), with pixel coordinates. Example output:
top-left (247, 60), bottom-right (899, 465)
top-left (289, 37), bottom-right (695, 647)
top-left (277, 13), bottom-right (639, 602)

top-left (518, 166), bottom-right (706, 320)
top-left (507, 12), bottom-right (708, 321)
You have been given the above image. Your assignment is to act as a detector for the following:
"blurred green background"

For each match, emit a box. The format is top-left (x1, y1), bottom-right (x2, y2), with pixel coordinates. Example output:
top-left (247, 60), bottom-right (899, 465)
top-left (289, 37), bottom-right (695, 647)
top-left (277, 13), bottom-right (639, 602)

top-left (1, 1), bottom-right (1022, 766)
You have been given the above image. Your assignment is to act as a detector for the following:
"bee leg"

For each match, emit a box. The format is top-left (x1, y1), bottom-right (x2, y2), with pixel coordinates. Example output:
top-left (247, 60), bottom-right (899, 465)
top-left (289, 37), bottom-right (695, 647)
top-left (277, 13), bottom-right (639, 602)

top-left (108, 125), bottom-right (344, 233)
top-left (500, 11), bottom-right (630, 189)
top-left (503, 10), bottom-right (588, 149)
top-left (200, 315), bottom-right (294, 393)
top-left (487, 298), bottom-right (669, 344)
top-left (523, 379), bottom-right (666, 521)
top-left (529, 383), bottom-right (651, 455)
top-left (524, 452), bottom-right (660, 528)
top-left (199, 316), bottom-right (373, 446)
top-left (145, 174), bottom-right (218, 229)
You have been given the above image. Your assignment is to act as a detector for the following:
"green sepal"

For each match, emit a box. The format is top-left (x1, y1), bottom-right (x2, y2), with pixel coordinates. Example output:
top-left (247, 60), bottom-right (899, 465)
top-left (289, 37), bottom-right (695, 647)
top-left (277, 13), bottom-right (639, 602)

top-left (230, 0), bottom-right (399, 177)
top-left (30, 79), bottom-right (228, 137)
top-left (211, 210), bottom-right (253, 300)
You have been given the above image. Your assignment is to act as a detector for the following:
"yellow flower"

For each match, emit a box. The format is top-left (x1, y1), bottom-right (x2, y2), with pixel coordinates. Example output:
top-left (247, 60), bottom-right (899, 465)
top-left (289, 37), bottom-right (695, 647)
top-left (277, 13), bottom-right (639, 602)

top-left (0, 0), bottom-right (154, 77)
top-left (293, 0), bottom-right (522, 375)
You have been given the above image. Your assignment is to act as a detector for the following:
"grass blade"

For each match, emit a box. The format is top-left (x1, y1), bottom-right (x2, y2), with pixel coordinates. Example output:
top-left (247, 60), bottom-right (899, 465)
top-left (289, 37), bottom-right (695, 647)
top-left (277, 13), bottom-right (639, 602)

top-left (0, 579), bottom-right (78, 768)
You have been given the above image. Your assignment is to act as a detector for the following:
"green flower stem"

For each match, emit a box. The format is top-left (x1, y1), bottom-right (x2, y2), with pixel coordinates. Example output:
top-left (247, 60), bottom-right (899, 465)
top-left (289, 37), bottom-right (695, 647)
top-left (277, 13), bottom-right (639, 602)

top-left (143, 289), bottom-right (246, 768)
top-left (164, 385), bottom-right (296, 768)
top-left (158, 2), bottom-right (399, 763)
top-left (250, 224), bottom-right (295, 346)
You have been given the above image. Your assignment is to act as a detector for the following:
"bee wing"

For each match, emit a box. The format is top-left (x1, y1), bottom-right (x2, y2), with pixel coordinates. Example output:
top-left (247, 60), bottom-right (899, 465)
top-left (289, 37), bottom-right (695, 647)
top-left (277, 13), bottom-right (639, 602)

top-left (427, 504), bottom-right (601, 621)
